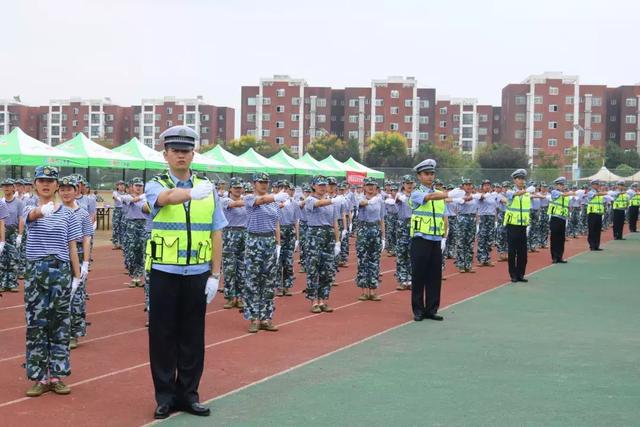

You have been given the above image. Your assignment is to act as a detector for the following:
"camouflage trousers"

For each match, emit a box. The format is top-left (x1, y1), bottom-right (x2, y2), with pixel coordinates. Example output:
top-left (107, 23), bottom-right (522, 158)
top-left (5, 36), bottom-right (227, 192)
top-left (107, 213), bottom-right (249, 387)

top-left (111, 207), bottom-right (125, 246)
top-left (299, 222), bottom-right (308, 268)
top-left (123, 219), bottom-right (146, 278)
top-left (277, 225), bottom-right (296, 289)
top-left (24, 257), bottom-right (72, 380)
top-left (70, 242), bottom-right (87, 338)
top-left (356, 222), bottom-right (382, 289)
top-left (579, 205), bottom-right (588, 234)
top-left (538, 211), bottom-right (549, 247)
top-left (339, 219), bottom-right (350, 264)
top-left (142, 230), bottom-right (151, 312)
top-left (444, 216), bottom-right (458, 258)
top-left (603, 206), bottom-right (612, 229)
top-left (222, 227), bottom-right (246, 299)
top-left (395, 218), bottom-right (412, 283)
top-left (384, 213), bottom-right (398, 254)
top-left (18, 229), bottom-right (27, 276)
top-left (567, 208), bottom-right (579, 237)
top-left (305, 226), bottom-right (336, 300)
top-left (476, 215), bottom-right (495, 264)
top-left (527, 210), bottom-right (540, 250)
top-left (0, 226), bottom-right (20, 290)
top-left (495, 211), bottom-right (508, 254)
top-left (455, 214), bottom-right (476, 270)
top-left (243, 233), bottom-right (277, 321)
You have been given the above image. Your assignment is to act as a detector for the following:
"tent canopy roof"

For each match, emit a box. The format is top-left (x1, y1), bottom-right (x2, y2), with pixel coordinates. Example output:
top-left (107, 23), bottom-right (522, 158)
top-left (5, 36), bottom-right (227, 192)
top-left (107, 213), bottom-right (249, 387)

top-left (57, 133), bottom-right (145, 169)
top-left (0, 127), bottom-right (87, 167)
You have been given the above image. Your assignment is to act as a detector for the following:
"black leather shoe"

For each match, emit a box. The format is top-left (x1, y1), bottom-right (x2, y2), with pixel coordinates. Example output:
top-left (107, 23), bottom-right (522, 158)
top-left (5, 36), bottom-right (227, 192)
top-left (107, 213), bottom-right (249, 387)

top-left (424, 314), bottom-right (444, 321)
top-left (511, 277), bottom-right (518, 283)
top-left (180, 402), bottom-right (211, 417)
top-left (413, 315), bottom-right (423, 322)
top-left (518, 278), bottom-right (529, 283)
top-left (154, 404), bottom-right (174, 419)
top-left (594, 248), bottom-right (603, 251)
top-left (556, 260), bottom-right (567, 264)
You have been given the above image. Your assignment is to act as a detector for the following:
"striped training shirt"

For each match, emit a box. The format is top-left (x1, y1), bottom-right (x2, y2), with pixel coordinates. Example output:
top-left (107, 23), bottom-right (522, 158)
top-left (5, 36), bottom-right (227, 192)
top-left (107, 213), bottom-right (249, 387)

top-left (221, 196), bottom-right (248, 228)
top-left (23, 204), bottom-right (83, 262)
top-left (0, 199), bottom-right (9, 221)
top-left (2, 197), bottom-right (24, 226)
top-left (244, 194), bottom-right (279, 233)
top-left (73, 206), bottom-right (94, 240)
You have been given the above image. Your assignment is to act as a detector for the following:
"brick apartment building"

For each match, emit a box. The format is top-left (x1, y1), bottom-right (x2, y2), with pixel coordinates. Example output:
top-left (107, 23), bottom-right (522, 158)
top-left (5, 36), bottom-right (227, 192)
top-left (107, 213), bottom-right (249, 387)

top-left (606, 85), bottom-right (640, 152)
top-left (0, 96), bottom-right (234, 149)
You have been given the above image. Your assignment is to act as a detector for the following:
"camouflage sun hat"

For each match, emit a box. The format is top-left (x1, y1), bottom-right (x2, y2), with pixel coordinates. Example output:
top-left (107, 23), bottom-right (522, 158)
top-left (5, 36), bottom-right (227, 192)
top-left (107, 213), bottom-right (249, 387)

top-left (401, 174), bottom-right (415, 184)
top-left (252, 171), bottom-right (270, 182)
top-left (312, 175), bottom-right (328, 186)
top-left (481, 179), bottom-right (491, 185)
top-left (446, 184), bottom-right (455, 190)
top-left (302, 183), bottom-right (312, 192)
top-left (58, 175), bottom-right (79, 188)
top-left (280, 179), bottom-right (292, 189)
top-left (327, 176), bottom-right (338, 185)
top-left (34, 166), bottom-right (59, 180)
top-left (130, 177), bottom-right (144, 186)
top-left (243, 182), bottom-right (254, 193)
top-left (363, 177), bottom-right (377, 186)
top-left (390, 183), bottom-right (399, 191)
top-left (1, 178), bottom-right (16, 186)
top-left (229, 177), bottom-right (244, 188)
top-left (461, 177), bottom-right (473, 185)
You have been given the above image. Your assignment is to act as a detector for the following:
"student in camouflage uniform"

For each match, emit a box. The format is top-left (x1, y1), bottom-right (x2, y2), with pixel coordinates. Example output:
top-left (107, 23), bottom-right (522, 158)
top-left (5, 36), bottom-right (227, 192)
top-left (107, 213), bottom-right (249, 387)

top-left (443, 184), bottom-right (458, 260)
top-left (337, 182), bottom-right (352, 267)
top-left (527, 181), bottom-right (541, 252)
top-left (455, 179), bottom-right (477, 273)
top-left (579, 184), bottom-right (589, 235)
top-left (121, 178), bottom-right (147, 287)
top-left (276, 180), bottom-right (299, 297)
top-left (567, 185), bottom-right (580, 238)
top-left (327, 177), bottom-right (348, 272)
top-left (304, 175), bottom-right (341, 313)
top-left (495, 182), bottom-right (509, 262)
top-left (297, 184), bottom-right (311, 273)
top-left (22, 166), bottom-right (82, 397)
top-left (58, 176), bottom-right (92, 349)
top-left (0, 198), bottom-right (8, 290)
top-left (111, 180), bottom-right (127, 249)
top-left (221, 177), bottom-right (247, 308)
top-left (355, 177), bottom-right (385, 301)
top-left (476, 179), bottom-right (498, 267)
top-left (243, 172), bottom-right (288, 333)
top-left (383, 183), bottom-right (399, 257)
top-left (1, 178), bottom-right (24, 292)
top-left (537, 183), bottom-right (550, 248)
top-left (395, 175), bottom-right (415, 290)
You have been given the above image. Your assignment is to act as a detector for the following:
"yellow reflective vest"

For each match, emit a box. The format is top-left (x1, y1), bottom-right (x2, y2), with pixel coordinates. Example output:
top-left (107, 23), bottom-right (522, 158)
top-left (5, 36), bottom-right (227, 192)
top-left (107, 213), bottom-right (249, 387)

top-left (409, 189), bottom-right (446, 237)
top-left (547, 194), bottom-right (569, 218)
top-left (503, 191), bottom-right (531, 226)
top-left (630, 192), bottom-right (640, 207)
top-left (145, 173), bottom-right (215, 269)
top-left (612, 193), bottom-right (629, 210)
top-left (587, 194), bottom-right (605, 214)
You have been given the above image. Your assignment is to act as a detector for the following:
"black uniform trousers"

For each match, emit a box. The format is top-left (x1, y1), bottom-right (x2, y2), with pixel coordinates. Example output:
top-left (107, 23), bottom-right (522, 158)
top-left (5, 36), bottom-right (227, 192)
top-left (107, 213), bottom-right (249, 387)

top-left (587, 213), bottom-right (602, 250)
top-left (410, 237), bottom-right (442, 317)
top-left (628, 205), bottom-right (638, 232)
top-left (549, 216), bottom-right (566, 262)
top-left (149, 269), bottom-right (209, 407)
top-left (506, 224), bottom-right (527, 280)
top-left (612, 209), bottom-right (626, 239)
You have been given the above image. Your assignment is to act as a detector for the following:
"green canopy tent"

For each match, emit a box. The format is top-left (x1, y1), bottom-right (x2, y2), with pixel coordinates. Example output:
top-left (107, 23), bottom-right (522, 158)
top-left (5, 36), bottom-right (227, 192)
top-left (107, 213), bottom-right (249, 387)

top-left (298, 153), bottom-right (342, 176)
top-left (344, 157), bottom-right (385, 179)
top-left (112, 137), bottom-right (167, 170)
top-left (192, 151), bottom-right (234, 173)
top-left (269, 150), bottom-right (317, 176)
top-left (239, 148), bottom-right (294, 175)
top-left (201, 145), bottom-right (262, 173)
top-left (318, 155), bottom-right (353, 177)
top-left (57, 133), bottom-right (145, 169)
top-left (0, 127), bottom-right (87, 168)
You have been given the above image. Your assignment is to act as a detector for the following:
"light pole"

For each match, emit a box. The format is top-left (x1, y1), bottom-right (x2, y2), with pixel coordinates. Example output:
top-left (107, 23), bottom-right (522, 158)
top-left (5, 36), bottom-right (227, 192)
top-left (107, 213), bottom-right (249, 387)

top-left (573, 124), bottom-right (584, 180)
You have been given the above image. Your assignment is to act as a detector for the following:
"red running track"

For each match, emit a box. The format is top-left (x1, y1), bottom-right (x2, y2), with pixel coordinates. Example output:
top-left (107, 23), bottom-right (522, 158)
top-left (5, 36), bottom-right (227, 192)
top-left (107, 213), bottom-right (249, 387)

top-left (0, 233), bottom-right (610, 426)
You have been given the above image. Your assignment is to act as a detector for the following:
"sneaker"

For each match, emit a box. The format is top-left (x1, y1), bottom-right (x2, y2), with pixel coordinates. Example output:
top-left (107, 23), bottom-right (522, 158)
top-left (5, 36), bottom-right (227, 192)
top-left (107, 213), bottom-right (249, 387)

top-left (236, 300), bottom-right (245, 309)
top-left (136, 280), bottom-right (144, 288)
top-left (223, 300), bottom-right (235, 309)
top-left (259, 321), bottom-right (279, 332)
top-left (311, 304), bottom-right (322, 313)
top-left (283, 289), bottom-right (292, 296)
top-left (369, 294), bottom-right (382, 301)
top-left (50, 380), bottom-right (71, 395)
top-left (320, 304), bottom-right (334, 313)
top-left (248, 321), bottom-right (259, 333)
top-left (396, 285), bottom-right (405, 291)
top-left (26, 382), bottom-right (49, 397)
top-left (69, 338), bottom-right (78, 349)
top-left (8, 288), bottom-right (19, 293)
top-left (358, 293), bottom-right (369, 301)
top-left (299, 267), bottom-right (306, 273)
top-left (127, 282), bottom-right (136, 288)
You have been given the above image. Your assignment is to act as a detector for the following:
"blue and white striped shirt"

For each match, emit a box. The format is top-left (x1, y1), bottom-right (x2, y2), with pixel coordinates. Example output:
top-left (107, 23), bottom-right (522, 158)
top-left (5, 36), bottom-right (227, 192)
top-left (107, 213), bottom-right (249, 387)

top-left (305, 196), bottom-right (336, 226)
top-left (221, 197), bottom-right (247, 228)
top-left (278, 198), bottom-right (299, 226)
top-left (244, 194), bottom-right (279, 233)
top-left (2, 198), bottom-right (23, 226)
top-left (73, 206), bottom-right (94, 240)
top-left (0, 200), bottom-right (8, 222)
top-left (23, 204), bottom-right (82, 262)
top-left (76, 195), bottom-right (97, 215)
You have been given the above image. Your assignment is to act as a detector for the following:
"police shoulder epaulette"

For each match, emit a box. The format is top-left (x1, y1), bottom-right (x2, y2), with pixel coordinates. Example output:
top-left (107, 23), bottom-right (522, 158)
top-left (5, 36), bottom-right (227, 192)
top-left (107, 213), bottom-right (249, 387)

top-left (152, 174), bottom-right (175, 189)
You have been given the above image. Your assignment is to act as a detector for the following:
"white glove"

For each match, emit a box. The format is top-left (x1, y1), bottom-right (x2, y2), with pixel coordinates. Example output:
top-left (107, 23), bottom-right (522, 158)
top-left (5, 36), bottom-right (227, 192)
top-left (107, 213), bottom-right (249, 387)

top-left (294, 240), bottom-right (299, 252)
top-left (80, 261), bottom-right (90, 281)
top-left (526, 225), bottom-right (530, 236)
top-left (396, 193), bottom-right (408, 203)
top-left (0, 241), bottom-right (4, 256)
top-left (453, 197), bottom-right (465, 204)
top-left (472, 193), bottom-right (482, 200)
top-left (276, 244), bottom-right (281, 260)
top-left (71, 277), bottom-right (81, 297)
top-left (334, 242), bottom-right (341, 256)
top-left (526, 186), bottom-right (536, 193)
top-left (273, 191), bottom-right (289, 203)
top-left (384, 198), bottom-right (396, 205)
top-left (447, 188), bottom-right (465, 199)
top-left (282, 199), bottom-right (291, 207)
top-left (190, 181), bottom-right (214, 200)
top-left (121, 195), bottom-right (134, 204)
top-left (205, 276), bottom-right (219, 304)
top-left (341, 229), bottom-right (347, 240)
top-left (16, 235), bottom-right (22, 248)
top-left (331, 195), bottom-right (346, 205)
top-left (40, 201), bottom-right (55, 217)
top-left (348, 223), bottom-right (353, 233)
top-left (440, 237), bottom-right (447, 251)
top-left (138, 193), bottom-right (147, 202)
top-left (381, 239), bottom-right (386, 252)
top-left (575, 189), bottom-right (585, 197)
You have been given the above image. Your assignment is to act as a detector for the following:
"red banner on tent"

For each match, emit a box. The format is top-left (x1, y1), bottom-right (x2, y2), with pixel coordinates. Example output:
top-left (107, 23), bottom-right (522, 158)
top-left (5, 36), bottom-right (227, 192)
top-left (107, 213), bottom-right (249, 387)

top-left (346, 171), bottom-right (366, 185)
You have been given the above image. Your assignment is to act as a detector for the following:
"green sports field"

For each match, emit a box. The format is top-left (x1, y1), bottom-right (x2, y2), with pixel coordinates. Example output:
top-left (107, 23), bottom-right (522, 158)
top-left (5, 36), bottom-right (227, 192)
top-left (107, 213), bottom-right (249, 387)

top-left (161, 234), bottom-right (640, 426)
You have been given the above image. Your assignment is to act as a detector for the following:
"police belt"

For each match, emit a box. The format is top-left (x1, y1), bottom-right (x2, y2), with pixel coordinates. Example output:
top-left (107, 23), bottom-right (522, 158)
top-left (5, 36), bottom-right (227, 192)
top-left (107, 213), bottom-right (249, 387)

top-left (247, 231), bottom-right (275, 237)
top-left (5, 224), bottom-right (18, 231)
top-left (36, 255), bottom-right (68, 268)
top-left (459, 213), bottom-right (476, 217)
top-left (359, 220), bottom-right (380, 225)
top-left (280, 224), bottom-right (294, 229)
top-left (308, 225), bottom-right (333, 229)
top-left (226, 226), bottom-right (246, 231)
top-left (128, 218), bottom-right (146, 222)
top-left (479, 214), bottom-right (495, 217)
top-left (114, 206), bottom-right (123, 209)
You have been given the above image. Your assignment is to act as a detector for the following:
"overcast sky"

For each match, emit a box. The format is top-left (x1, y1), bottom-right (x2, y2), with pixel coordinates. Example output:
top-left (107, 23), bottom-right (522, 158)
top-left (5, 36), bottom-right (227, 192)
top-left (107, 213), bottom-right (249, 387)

top-left (4, 0), bottom-right (639, 130)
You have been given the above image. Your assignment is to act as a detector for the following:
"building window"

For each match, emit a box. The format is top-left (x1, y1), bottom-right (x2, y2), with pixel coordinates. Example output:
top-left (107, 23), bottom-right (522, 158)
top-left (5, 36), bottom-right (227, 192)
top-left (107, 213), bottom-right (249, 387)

top-left (262, 113), bottom-right (271, 121)
top-left (73, 108), bottom-right (79, 115)
top-left (276, 121), bottom-right (285, 128)
top-left (439, 134), bottom-right (447, 141)
top-left (549, 104), bottom-right (559, 112)
top-left (316, 98), bottom-right (326, 107)
top-left (515, 113), bottom-right (525, 122)
top-left (201, 114), bottom-right (209, 122)
top-left (609, 132), bottom-right (616, 139)
top-left (291, 97), bottom-right (301, 106)
top-left (515, 130), bottom-right (525, 139)
top-left (479, 114), bottom-right (488, 122)
top-left (548, 121), bottom-right (558, 129)
top-left (549, 86), bottom-right (559, 95)
top-left (462, 114), bottom-right (473, 125)
top-left (290, 129), bottom-right (299, 137)
top-left (201, 127), bottom-right (209, 134)
top-left (166, 107), bottom-right (173, 114)
top-left (563, 148), bottom-right (573, 156)
top-left (439, 107), bottom-right (447, 114)
top-left (565, 96), bottom-right (574, 105)
top-left (375, 115), bottom-right (384, 123)
top-left (275, 136), bottom-right (284, 144)
top-left (390, 107), bottom-right (399, 115)
top-left (167, 120), bottom-right (173, 127)
top-left (419, 116), bottom-right (429, 124)
top-left (154, 126), bottom-right (160, 133)
top-left (348, 131), bottom-right (359, 139)
top-left (610, 115), bottom-right (617, 122)
top-left (534, 96), bottom-right (543, 104)
top-left (625, 98), bottom-right (637, 107)
top-left (349, 115), bottom-right (358, 123)
top-left (404, 115), bottom-right (413, 123)
top-left (144, 113), bottom-right (154, 123)
top-left (83, 114), bottom-right (89, 121)
top-left (591, 97), bottom-right (602, 106)
top-left (534, 113), bottom-right (543, 121)
top-left (403, 131), bottom-right (412, 139)
top-left (247, 97), bottom-right (256, 106)
top-left (610, 98), bottom-right (617, 106)
top-left (534, 130), bottom-right (542, 139)
top-left (419, 132), bottom-right (429, 140)
top-left (247, 129), bottom-right (256, 136)
top-left (262, 97), bottom-right (271, 105)
top-left (291, 114), bottom-right (300, 122)
top-left (330, 115), bottom-right (336, 122)
top-left (624, 132), bottom-right (636, 141)
top-left (247, 114), bottom-right (255, 122)
top-left (478, 127), bottom-right (488, 136)
top-left (453, 127), bottom-right (460, 135)
top-left (262, 129), bottom-right (270, 137)
top-left (439, 120), bottom-right (447, 128)
top-left (462, 127), bottom-right (473, 138)
top-left (515, 96), bottom-right (526, 105)
top-left (348, 99), bottom-right (358, 107)
top-left (276, 89), bottom-right (285, 97)
top-left (592, 114), bottom-right (602, 124)
top-left (390, 90), bottom-right (399, 98)
top-left (276, 105), bottom-right (285, 113)
top-left (592, 131), bottom-right (601, 140)
top-left (548, 138), bottom-right (558, 146)
top-left (72, 120), bottom-right (78, 127)
top-left (564, 130), bottom-right (573, 139)
top-left (389, 123), bottom-right (399, 131)
top-left (453, 114), bottom-right (460, 122)
top-left (317, 114), bottom-right (326, 123)
top-left (565, 113), bottom-right (574, 122)
top-left (625, 115), bottom-right (637, 124)
top-left (374, 99), bottom-right (384, 107)
top-left (493, 128), bottom-right (499, 135)
top-left (420, 100), bottom-right (429, 108)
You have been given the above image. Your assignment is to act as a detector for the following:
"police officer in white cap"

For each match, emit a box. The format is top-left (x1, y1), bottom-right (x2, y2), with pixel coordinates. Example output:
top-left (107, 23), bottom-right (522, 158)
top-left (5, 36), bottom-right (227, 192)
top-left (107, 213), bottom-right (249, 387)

top-left (504, 169), bottom-right (531, 283)
top-left (548, 176), bottom-right (573, 263)
top-left (144, 125), bottom-right (227, 419)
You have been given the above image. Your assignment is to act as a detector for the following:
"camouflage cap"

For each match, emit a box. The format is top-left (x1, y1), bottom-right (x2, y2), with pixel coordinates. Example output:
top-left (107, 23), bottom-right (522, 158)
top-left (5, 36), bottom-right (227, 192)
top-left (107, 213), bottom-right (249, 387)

top-left (327, 176), bottom-right (338, 185)
top-left (461, 177), bottom-right (473, 185)
top-left (1, 178), bottom-right (16, 186)
top-left (58, 175), bottom-right (79, 188)
top-left (280, 179), bottom-right (292, 189)
top-left (229, 177), bottom-right (244, 187)
top-left (363, 177), bottom-right (377, 186)
top-left (312, 175), bottom-right (328, 186)
top-left (481, 179), bottom-right (491, 185)
top-left (130, 177), bottom-right (144, 186)
top-left (401, 174), bottom-right (415, 184)
top-left (243, 182), bottom-right (254, 192)
top-left (252, 171), bottom-right (270, 182)
top-left (34, 166), bottom-right (59, 180)
top-left (302, 183), bottom-right (312, 192)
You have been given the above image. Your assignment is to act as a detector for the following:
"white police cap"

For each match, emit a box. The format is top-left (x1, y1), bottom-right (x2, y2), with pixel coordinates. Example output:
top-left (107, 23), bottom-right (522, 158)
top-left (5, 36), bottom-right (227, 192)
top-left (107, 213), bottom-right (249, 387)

top-left (553, 176), bottom-right (566, 185)
top-left (616, 179), bottom-right (626, 185)
top-left (160, 125), bottom-right (199, 148)
top-left (414, 159), bottom-right (437, 173)
top-left (590, 179), bottom-right (600, 185)
top-left (511, 168), bottom-right (527, 179)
